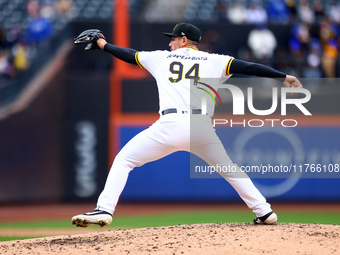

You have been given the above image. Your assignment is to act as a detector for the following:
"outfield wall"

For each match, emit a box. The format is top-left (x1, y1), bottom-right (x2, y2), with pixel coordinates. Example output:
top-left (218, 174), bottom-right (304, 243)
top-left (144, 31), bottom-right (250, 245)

top-left (119, 125), bottom-right (340, 202)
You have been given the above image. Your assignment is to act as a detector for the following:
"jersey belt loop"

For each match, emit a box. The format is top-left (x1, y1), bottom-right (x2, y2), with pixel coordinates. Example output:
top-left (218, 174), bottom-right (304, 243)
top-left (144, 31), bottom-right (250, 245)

top-left (162, 108), bottom-right (202, 115)
top-left (161, 108), bottom-right (177, 115)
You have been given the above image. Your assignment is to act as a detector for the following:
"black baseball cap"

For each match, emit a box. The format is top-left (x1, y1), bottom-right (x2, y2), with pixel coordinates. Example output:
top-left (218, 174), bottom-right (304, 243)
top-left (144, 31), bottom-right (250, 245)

top-left (163, 23), bottom-right (201, 43)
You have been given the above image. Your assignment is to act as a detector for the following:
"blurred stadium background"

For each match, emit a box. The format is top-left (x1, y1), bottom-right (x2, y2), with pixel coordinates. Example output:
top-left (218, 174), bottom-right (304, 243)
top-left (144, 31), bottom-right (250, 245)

top-left (0, 0), bottom-right (340, 208)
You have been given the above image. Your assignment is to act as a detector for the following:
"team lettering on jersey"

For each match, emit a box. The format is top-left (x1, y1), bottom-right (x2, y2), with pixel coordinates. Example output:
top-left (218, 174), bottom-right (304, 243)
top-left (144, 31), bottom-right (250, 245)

top-left (167, 54), bottom-right (208, 61)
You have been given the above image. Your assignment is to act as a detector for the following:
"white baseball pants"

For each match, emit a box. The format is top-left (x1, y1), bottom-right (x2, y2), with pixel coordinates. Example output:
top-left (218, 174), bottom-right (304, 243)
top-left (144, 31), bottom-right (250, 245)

top-left (97, 113), bottom-right (272, 217)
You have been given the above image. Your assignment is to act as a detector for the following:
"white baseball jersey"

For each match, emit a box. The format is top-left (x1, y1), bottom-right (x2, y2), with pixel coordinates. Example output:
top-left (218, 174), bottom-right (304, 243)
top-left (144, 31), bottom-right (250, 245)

top-left (96, 46), bottom-right (273, 219)
top-left (135, 47), bottom-right (234, 116)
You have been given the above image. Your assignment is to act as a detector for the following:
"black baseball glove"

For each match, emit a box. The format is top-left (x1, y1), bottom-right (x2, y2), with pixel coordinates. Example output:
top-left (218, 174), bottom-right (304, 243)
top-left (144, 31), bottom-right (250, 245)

top-left (74, 29), bottom-right (105, 51)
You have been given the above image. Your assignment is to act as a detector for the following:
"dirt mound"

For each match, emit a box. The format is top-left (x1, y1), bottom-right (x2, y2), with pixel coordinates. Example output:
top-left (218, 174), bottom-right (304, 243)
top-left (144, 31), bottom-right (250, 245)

top-left (1, 223), bottom-right (339, 255)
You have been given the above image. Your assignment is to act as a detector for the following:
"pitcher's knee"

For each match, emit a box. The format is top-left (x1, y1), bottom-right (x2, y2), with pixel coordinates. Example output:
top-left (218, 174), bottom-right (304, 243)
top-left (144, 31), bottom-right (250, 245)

top-left (112, 153), bottom-right (141, 172)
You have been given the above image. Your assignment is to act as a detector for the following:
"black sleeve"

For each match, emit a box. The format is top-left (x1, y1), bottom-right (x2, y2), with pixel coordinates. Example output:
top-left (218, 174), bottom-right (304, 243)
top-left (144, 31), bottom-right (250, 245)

top-left (229, 59), bottom-right (286, 81)
top-left (104, 43), bottom-right (138, 65)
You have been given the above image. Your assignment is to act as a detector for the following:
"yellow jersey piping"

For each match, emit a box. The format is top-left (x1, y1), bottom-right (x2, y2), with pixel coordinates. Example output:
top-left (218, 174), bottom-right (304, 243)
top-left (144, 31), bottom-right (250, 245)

top-left (135, 52), bottom-right (145, 69)
top-left (183, 46), bottom-right (198, 51)
top-left (225, 58), bottom-right (234, 75)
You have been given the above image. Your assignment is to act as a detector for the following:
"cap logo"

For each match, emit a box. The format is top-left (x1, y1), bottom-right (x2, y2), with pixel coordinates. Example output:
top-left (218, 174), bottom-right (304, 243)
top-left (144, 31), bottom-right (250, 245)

top-left (164, 23), bottom-right (201, 43)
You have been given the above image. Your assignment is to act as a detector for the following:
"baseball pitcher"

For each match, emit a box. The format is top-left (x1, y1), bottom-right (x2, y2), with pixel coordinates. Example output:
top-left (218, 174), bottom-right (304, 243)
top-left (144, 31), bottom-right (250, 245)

top-left (72, 23), bottom-right (303, 227)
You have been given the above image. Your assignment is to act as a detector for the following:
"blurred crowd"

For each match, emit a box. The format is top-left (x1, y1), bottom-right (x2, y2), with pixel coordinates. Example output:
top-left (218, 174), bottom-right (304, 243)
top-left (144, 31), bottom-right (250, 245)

top-left (217, 0), bottom-right (340, 26)
top-left (0, 0), bottom-right (73, 84)
top-left (1, 0), bottom-right (340, 83)
top-left (214, 0), bottom-right (340, 78)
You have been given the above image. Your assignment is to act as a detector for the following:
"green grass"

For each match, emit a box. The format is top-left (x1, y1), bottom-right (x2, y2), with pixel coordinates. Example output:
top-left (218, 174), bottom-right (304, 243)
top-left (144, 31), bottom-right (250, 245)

top-left (0, 212), bottom-right (252, 230)
top-left (0, 236), bottom-right (43, 242)
top-left (0, 211), bottom-right (339, 242)
top-left (273, 212), bottom-right (340, 225)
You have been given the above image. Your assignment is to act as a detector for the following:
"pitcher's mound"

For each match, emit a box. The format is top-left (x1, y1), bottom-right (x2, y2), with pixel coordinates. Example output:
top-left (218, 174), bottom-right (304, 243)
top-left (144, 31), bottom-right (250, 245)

top-left (1, 223), bottom-right (339, 254)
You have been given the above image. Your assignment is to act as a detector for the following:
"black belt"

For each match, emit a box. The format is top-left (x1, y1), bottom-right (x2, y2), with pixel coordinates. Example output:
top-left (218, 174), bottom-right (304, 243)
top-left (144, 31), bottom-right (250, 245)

top-left (161, 108), bottom-right (202, 115)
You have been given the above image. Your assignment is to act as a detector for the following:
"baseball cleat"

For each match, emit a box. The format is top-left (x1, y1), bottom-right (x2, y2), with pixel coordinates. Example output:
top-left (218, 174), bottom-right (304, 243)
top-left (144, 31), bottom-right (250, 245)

top-left (72, 209), bottom-right (112, 228)
top-left (253, 211), bottom-right (277, 225)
